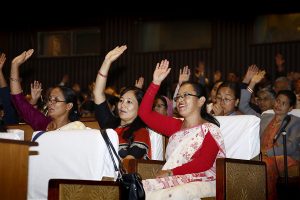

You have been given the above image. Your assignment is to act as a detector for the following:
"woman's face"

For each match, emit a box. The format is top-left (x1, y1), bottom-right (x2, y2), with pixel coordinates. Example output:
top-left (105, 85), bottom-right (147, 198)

top-left (47, 88), bottom-right (72, 119)
top-left (210, 82), bottom-right (222, 104)
top-left (117, 90), bottom-right (139, 124)
top-left (153, 98), bottom-right (167, 116)
top-left (273, 94), bottom-right (292, 116)
top-left (175, 84), bottom-right (202, 118)
top-left (216, 87), bottom-right (238, 115)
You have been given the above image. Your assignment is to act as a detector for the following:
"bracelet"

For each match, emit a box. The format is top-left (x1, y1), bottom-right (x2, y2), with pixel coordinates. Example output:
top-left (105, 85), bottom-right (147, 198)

top-left (167, 170), bottom-right (173, 176)
top-left (98, 71), bottom-right (107, 78)
top-left (10, 77), bottom-right (22, 82)
top-left (247, 86), bottom-right (253, 93)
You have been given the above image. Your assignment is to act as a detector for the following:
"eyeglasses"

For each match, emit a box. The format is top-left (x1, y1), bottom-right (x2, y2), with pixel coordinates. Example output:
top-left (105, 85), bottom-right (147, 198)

top-left (216, 96), bottom-right (235, 104)
top-left (173, 93), bottom-right (200, 102)
top-left (47, 96), bottom-right (66, 104)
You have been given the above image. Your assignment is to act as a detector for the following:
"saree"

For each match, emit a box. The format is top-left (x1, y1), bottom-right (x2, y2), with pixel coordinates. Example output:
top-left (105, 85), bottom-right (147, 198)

top-left (143, 123), bottom-right (225, 200)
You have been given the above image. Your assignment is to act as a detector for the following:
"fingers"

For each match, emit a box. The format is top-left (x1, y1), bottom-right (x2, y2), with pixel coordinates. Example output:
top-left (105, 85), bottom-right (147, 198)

top-left (0, 53), bottom-right (6, 63)
top-left (25, 49), bottom-right (34, 59)
top-left (31, 80), bottom-right (42, 89)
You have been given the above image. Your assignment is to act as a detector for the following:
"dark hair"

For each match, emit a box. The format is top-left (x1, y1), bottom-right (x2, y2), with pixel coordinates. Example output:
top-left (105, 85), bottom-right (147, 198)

top-left (154, 96), bottom-right (167, 107)
top-left (55, 86), bottom-right (80, 121)
top-left (181, 81), bottom-right (220, 127)
top-left (217, 81), bottom-right (241, 100)
top-left (276, 90), bottom-right (297, 108)
top-left (119, 86), bottom-right (146, 143)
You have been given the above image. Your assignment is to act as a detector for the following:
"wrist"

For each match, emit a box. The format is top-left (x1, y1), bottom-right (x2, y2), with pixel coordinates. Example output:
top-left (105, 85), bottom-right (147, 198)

top-left (167, 170), bottom-right (173, 176)
top-left (152, 81), bottom-right (161, 86)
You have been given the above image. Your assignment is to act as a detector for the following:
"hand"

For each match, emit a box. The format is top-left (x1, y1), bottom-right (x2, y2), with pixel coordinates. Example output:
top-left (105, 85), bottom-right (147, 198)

top-left (243, 65), bottom-right (258, 84)
top-left (30, 80), bottom-right (43, 104)
top-left (153, 59), bottom-right (171, 85)
top-left (0, 53), bottom-right (6, 70)
top-left (11, 49), bottom-right (34, 66)
top-left (156, 170), bottom-right (173, 178)
top-left (212, 103), bottom-right (224, 116)
top-left (178, 66), bottom-right (190, 85)
top-left (104, 45), bottom-right (127, 64)
top-left (251, 70), bottom-right (266, 84)
top-left (135, 76), bottom-right (144, 89)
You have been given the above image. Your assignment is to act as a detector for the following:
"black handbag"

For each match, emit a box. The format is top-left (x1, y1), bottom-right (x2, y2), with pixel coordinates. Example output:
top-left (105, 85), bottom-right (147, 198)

top-left (100, 129), bottom-right (145, 200)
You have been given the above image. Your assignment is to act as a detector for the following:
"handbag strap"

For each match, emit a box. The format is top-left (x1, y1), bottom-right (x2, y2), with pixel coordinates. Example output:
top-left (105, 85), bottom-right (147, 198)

top-left (100, 129), bottom-right (126, 175)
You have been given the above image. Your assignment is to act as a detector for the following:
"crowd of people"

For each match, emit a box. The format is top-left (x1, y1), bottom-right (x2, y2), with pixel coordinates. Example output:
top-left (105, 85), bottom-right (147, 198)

top-left (1, 46), bottom-right (300, 200)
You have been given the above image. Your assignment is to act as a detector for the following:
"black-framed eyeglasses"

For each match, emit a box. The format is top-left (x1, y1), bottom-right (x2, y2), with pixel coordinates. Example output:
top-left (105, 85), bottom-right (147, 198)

top-left (173, 93), bottom-right (200, 102)
top-left (46, 96), bottom-right (66, 104)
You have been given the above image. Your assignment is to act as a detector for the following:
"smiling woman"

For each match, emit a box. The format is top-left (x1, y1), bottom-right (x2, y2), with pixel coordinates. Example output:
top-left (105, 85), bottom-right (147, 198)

top-left (93, 45), bottom-right (151, 161)
top-left (138, 60), bottom-right (225, 200)
top-left (9, 49), bottom-right (83, 133)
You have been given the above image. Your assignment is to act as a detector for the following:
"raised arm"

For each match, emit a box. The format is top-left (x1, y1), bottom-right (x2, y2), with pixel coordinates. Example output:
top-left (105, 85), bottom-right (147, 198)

top-left (139, 60), bottom-right (182, 136)
top-left (135, 76), bottom-right (144, 89)
top-left (173, 66), bottom-right (190, 108)
top-left (10, 49), bottom-right (34, 95)
top-left (93, 45), bottom-right (127, 105)
top-left (239, 66), bottom-right (265, 116)
top-left (0, 52), bottom-right (19, 124)
top-left (30, 80), bottom-right (43, 106)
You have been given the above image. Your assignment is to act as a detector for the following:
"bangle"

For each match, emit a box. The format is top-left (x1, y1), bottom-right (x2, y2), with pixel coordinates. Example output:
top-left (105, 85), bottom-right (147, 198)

top-left (247, 86), bottom-right (253, 93)
top-left (10, 77), bottom-right (22, 82)
top-left (98, 71), bottom-right (107, 78)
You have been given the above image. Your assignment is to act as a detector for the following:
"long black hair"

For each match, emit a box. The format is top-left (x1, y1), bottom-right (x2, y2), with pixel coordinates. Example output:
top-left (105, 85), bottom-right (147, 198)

top-left (181, 81), bottom-right (220, 127)
top-left (119, 86), bottom-right (146, 143)
top-left (56, 86), bottom-right (80, 121)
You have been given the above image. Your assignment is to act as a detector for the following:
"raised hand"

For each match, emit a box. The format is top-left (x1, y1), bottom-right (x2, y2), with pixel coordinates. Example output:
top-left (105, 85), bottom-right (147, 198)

top-left (135, 76), bottom-right (144, 89)
top-left (251, 70), bottom-right (266, 84)
top-left (0, 53), bottom-right (6, 70)
top-left (104, 45), bottom-right (127, 64)
top-left (178, 66), bottom-right (190, 86)
top-left (30, 80), bottom-right (43, 105)
top-left (243, 65), bottom-right (258, 84)
top-left (11, 49), bottom-right (34, 66)
top-left (153, 59), bottom-right (171, 85)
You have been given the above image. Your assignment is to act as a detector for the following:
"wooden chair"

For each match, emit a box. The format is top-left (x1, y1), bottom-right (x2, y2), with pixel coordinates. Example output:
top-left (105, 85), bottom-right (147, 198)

top-left (48, 179), bottom-right (120, 200)
top-left (7, 123), bottom-right (34, 141)
top-left (216, 158), bottom-right (267, 200)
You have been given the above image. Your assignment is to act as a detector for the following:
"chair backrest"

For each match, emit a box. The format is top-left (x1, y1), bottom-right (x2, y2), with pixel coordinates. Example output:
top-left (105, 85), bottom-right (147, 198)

top-left (149, 115), bottom-right (261, 161)
top-left (28, 129), bottom-right (118, 200)
top-left (216, 115), bottom-right (261, 160)
top-left (216, 158), bottom-right (267, 200)
top-left (48, 179), bottom-right (120, 200)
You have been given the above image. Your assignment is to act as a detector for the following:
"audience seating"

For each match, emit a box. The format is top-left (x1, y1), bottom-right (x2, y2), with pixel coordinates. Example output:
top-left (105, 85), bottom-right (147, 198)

top-left (48, 158), bottom-right (267, 200)
top-left (46, 115), bottom-right (265, 200)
